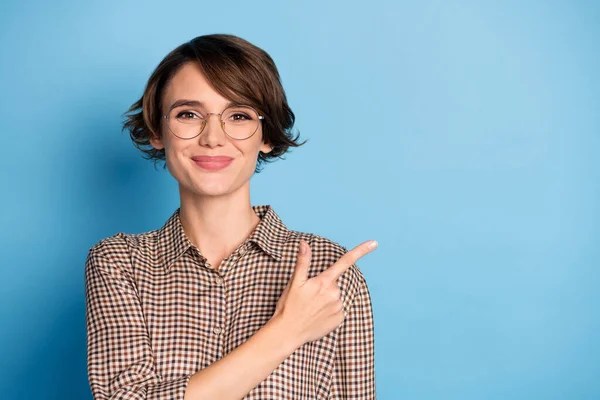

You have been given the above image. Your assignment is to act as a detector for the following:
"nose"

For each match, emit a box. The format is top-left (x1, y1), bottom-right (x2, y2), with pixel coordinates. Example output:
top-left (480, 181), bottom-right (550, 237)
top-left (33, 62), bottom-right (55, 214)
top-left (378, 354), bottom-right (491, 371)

top-left (198, 113), bottom-right (226, 146)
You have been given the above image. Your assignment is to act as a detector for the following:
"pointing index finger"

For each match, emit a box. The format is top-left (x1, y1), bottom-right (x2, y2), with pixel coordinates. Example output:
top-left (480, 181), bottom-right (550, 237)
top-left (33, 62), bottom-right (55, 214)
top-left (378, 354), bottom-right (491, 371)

top-left (319, 240), bottom-right (377, 284)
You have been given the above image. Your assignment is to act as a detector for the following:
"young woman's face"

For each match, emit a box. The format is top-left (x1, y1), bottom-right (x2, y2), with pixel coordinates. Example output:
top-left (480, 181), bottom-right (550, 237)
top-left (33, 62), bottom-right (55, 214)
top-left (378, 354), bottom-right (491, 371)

top-left (150, 62), bottom-right (273, 198)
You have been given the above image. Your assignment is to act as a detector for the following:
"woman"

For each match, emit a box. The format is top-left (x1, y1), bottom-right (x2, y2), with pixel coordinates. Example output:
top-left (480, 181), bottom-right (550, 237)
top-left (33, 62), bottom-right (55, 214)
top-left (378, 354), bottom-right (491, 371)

top-left (84, 33), bottom-right (378, 400)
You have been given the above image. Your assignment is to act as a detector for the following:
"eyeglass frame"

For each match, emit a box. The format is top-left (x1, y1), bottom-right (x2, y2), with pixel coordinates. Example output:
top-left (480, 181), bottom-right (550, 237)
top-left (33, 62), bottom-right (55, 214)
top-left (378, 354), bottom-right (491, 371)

top-left (161, 104), bottom-right (265, 141)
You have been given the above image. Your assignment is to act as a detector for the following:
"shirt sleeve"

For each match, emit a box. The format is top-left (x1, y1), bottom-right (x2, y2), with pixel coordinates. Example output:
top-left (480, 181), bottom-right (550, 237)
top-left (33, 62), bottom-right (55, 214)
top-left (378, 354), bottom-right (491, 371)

top-left (330, 268), bottom-right (376, 399)
top-left (84, 245), bottom-right (192, 400)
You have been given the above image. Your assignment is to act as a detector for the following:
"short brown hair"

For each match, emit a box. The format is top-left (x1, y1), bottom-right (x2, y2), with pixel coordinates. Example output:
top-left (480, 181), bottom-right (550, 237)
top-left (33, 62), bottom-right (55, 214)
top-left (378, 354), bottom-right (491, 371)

top-left (121, 33), bottom-right (307, 173)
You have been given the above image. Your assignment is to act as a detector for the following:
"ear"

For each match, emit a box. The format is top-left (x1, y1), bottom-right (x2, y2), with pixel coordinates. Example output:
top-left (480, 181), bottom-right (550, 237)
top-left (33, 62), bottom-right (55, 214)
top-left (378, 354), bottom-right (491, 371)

top-left (149, 133), bottom-right (165, 150)
top-left (260, 141), bottom-right (273, 154)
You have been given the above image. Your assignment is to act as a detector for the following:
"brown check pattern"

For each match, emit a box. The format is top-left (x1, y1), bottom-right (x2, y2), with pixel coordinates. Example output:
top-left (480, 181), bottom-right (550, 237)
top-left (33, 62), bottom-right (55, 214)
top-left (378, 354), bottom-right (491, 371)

top-left (85, 204), bottom-right (375, 399)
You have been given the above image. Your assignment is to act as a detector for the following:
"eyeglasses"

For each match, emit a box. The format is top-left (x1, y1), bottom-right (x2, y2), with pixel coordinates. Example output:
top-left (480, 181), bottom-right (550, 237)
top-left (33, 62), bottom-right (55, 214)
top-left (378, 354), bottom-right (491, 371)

top-left (161, 105), bottom-right (265, 140)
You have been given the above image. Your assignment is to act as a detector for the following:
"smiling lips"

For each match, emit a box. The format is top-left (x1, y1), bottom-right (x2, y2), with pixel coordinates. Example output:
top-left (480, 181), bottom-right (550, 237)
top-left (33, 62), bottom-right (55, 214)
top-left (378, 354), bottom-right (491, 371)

top-left (191, 155), bottom-right (234, 171)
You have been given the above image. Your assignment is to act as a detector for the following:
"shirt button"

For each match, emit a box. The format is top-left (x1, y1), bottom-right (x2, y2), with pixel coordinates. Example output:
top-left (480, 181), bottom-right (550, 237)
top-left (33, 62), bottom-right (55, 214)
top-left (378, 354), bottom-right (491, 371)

top-left (214, 277), bottom-right (224, 285)
top-left (214, 326), bottom-right (222, 335)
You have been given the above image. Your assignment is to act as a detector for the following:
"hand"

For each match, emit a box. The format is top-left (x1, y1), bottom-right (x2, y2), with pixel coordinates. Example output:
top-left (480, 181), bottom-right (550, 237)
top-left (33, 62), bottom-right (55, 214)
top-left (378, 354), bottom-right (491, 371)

top-left (271, 238), bottom-right (378, 345)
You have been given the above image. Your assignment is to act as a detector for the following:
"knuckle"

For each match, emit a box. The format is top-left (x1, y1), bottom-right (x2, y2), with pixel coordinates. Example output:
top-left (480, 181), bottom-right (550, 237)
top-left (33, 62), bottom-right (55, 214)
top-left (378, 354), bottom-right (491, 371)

top-left (338, 311), bottom-right (345, 325)
top-left (316, 278), bottom-right (328, 291)
top-left (330, 290), bottom-right (341, 302)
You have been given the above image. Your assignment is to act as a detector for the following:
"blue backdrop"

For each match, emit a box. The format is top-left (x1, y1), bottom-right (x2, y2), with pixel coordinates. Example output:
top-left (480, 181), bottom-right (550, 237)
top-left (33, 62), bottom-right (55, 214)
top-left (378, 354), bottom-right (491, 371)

top-left (1, 0), bottom-right (598, 399)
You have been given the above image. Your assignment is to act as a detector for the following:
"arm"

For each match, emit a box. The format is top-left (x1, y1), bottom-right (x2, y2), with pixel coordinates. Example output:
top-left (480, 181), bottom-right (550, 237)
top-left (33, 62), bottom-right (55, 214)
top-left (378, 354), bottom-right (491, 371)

top-left (330, 268), bottom-right (376, 399)
top-left (85, 245), bottom-right (301, 400)
top-left (184, 314), bottom-right (296, 400)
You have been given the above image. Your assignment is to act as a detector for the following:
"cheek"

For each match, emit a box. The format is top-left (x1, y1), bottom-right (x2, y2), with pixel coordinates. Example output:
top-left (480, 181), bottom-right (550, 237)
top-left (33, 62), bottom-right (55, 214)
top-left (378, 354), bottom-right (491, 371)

top-left (163, 144), bottom-right (191, 176)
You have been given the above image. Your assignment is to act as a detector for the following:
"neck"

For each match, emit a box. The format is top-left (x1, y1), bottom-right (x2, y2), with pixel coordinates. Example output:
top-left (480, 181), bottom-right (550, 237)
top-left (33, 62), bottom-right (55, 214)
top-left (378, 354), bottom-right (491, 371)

top-left (177, 183), bottom-right (261, 260)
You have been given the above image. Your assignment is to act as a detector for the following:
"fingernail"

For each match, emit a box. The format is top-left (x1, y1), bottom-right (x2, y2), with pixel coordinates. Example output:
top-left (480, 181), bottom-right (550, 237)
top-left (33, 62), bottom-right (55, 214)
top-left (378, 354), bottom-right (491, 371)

top-left (299, 240), bottom-right (306, 254)
top-left (368, 240), bottom-right (378, 250)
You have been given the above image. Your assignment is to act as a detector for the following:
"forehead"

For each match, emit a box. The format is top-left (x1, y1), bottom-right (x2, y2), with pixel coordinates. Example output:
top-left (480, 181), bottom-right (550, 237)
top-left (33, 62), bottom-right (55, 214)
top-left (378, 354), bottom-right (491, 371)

top-left (162, 62), bottom-right (224, 107)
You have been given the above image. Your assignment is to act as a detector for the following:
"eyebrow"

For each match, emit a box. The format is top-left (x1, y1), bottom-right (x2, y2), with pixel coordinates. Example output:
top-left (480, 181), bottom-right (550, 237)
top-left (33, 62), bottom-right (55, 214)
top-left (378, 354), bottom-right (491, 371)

top-left (168, 99), bottom-right (237, 112)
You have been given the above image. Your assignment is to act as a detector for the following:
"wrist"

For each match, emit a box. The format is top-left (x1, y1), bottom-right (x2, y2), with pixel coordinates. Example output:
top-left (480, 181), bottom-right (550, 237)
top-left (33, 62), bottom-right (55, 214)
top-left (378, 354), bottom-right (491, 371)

top-left (266, 314), bottom-right (304, 355)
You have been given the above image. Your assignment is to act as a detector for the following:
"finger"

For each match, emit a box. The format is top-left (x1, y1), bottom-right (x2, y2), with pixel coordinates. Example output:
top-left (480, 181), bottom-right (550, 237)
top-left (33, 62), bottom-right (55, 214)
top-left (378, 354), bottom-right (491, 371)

top-left (318, 240), bottom-right (377, 284)
top-left (291, 239), bottom-right (312, 286)
top-left (280, 274), bottom-right (292, 295)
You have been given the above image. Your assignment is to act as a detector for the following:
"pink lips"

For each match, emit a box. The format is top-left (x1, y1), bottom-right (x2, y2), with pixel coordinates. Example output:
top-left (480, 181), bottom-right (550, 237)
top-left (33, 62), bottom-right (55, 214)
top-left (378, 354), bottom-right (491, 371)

top-left (191, 155), bottom-right (234, 171)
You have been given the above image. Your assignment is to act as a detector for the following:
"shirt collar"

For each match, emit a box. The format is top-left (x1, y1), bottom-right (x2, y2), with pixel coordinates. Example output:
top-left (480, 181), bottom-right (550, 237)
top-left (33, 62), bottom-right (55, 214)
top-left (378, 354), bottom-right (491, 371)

top-left (156, 204), bottom-right (291, 273)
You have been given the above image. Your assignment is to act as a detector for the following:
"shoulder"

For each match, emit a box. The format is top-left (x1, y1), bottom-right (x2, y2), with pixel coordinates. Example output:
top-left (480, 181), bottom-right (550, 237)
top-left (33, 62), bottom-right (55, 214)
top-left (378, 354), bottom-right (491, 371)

top-left (85, 229), bottom-right (159, 273)
top-left (285, 230), bottom-right (368, 309)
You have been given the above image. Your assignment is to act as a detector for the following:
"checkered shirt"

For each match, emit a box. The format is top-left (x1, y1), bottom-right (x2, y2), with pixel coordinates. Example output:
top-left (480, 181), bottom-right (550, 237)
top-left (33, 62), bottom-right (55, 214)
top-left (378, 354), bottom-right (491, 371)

top-left (85, 204), bottom-right (376, 399)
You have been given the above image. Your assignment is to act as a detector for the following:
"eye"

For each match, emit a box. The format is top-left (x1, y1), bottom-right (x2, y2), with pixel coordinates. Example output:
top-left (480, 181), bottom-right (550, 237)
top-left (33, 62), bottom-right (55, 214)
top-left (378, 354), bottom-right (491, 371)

top-left (229, 113), bottom-right (251, 121)
top-left (176, 110), bottom-right (202, 120)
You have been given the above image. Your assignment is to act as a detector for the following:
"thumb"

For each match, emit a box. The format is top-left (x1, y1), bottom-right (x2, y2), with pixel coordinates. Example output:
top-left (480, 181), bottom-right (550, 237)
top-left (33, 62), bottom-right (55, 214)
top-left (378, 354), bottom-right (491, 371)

top-left (291, 239), bottom-right (311, 286)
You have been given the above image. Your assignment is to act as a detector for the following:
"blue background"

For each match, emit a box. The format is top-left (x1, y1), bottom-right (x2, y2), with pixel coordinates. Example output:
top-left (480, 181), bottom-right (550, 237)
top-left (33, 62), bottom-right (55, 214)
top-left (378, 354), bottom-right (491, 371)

top-left (1, 0), bottom-right (598, 399)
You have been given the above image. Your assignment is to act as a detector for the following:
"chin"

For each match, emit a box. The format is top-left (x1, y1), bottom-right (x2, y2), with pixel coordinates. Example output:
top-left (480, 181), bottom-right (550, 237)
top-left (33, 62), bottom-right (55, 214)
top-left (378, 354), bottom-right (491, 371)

top-left (192, 181), bottom-right (232, 196)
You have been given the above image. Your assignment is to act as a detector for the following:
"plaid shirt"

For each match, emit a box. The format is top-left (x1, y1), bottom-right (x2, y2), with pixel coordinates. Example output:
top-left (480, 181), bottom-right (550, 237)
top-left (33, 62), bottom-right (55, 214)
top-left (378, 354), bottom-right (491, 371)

top-left (85, 204), bottom-right (376, 399)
